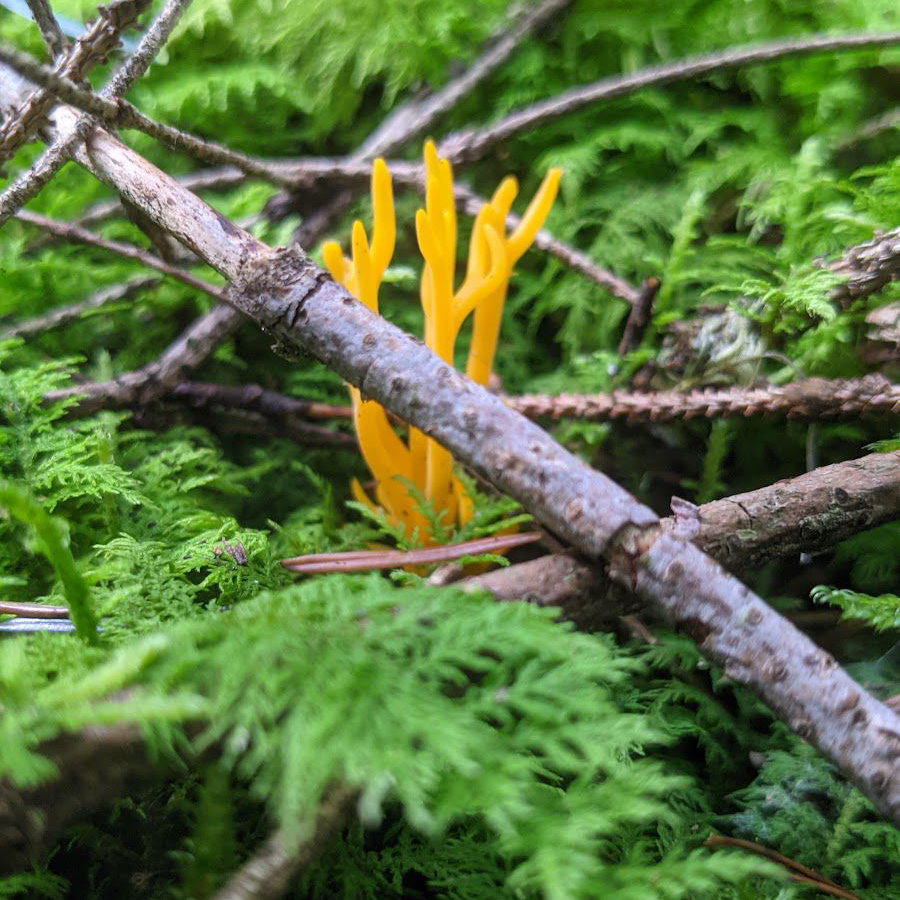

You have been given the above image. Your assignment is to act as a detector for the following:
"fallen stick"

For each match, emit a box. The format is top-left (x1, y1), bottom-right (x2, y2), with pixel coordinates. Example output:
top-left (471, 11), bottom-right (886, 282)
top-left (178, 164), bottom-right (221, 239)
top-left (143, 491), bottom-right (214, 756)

top-left (464, 450), bottom-right (900, 625)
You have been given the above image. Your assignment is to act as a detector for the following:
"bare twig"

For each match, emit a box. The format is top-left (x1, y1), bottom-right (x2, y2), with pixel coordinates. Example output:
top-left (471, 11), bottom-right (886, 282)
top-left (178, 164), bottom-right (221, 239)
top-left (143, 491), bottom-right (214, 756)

top-left (281, 532), bottom-right (542, 574)
top-left (211, 786), bottom-right (357, 900)
top-left (0, 0), bottom-right (571, 185)
top-left (836, 106), bottom-right (900, 149)
top-left (45, 304), bottom-right (245, 415)
top-left (0, 600), bottom-right (69, 618)
top-left (0, 0), bottom-right (190, 226)
top-left (16, 210), bottom-right (226, 300)
top-left (91, 374), bottom-right (897, 435)
top-left (24, 0), bottom-right (68, 59)
top-left (355, 0), bottom-right (572, 159)
top-left (617, 276), bottom-right (661, 355)
top-left (508, 375), bottom-right (900, 422)
top-left (438, 31), bottom-right (900, 163)
top-left (0, 275), bottom-right (159, 338)
top-left (168, 381), bottom-right (352, 421)
top-left (704, 835), bottom-right (864, 900)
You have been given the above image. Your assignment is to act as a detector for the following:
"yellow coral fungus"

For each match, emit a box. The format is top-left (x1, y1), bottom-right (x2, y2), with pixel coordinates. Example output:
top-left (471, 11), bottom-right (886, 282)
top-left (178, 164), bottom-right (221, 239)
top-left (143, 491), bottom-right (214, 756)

top-left (323, 142), bottom-right (561, 543)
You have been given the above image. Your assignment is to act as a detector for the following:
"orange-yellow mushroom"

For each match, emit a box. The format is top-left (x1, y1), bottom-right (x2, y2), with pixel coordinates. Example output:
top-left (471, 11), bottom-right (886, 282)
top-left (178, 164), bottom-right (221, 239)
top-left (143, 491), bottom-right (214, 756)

top-left (323, 142), bottom-right (561, 543)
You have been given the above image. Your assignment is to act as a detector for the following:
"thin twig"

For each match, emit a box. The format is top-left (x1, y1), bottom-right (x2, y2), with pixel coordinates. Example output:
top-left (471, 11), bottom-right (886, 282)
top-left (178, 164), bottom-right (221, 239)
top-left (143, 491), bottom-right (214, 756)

top-left (0, 0), bottom-right (191, 227)
top-left (355, 0), bottom-right (572, 160)
top-left (0, 0), bottom-right (571, 187)
top-left (16, 210), bottom-right (226, 300)
top-left (169, 381), bottom-right (352, 421)
top-left (1, 275), bottom-right (160, 338)
top-left (437, 31), bottom-right (900, 163)
top-left (211, 785), bottom-right (357, 900)
top-left (0, 601), bottom-right (70, 618)
top-left (617, 277), bottom-right (661, 355)
top-left (704, 835), bottom-right (863, 900)
top-left (281, 532), bottom-right (542, 574)
top-left (507, 375), bottom-right (900, 422)
top-left (24, 0), bottom-right (68, 59)
top-left (78, 373), bottom-right (898, 433)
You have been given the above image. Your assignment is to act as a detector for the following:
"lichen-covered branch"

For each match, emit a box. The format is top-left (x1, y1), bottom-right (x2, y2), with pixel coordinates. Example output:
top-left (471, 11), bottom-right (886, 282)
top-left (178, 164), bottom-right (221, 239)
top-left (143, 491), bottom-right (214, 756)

top-left (0, 0), bottom-right (190, 226)
top-left (0, 0), bottom-right (147, 164)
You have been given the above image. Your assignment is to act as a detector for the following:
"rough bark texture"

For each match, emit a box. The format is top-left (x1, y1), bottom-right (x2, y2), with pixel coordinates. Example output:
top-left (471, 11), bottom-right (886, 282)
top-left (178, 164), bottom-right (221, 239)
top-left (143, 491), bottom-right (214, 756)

top-left (508, 375), bottom-right (900, 422)
top-left (828, 227), bottom-right (900, 305)
top-left (1, 61), bottom-right (897, 824)
top-left (0, 0), bottom-right (147, 163)
top-left (468, 450), bottom-right (900, 624)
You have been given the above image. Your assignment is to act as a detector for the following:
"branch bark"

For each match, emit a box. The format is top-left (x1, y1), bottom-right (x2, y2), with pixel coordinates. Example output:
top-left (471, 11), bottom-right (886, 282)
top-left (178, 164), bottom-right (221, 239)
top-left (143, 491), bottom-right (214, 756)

top-left (828, 227), bottom-right (900, 305)
top-left (24, 0), bottom-right (68, 60)
top-left (465, 450), bottom-right (900, 625)
top-left (0, 0), bottom-right (190, 226)
top-left (63, 373), bottom-right (897, 433)
top-left (508, 375), bottom-right (900, 422)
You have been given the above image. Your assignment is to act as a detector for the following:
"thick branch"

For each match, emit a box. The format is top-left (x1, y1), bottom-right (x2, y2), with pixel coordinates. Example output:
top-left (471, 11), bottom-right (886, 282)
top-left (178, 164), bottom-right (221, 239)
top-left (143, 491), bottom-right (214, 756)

top-left (467, 450), bottom-right (900, 620)
top-left (1, 60), bottom-right (897, 824)
top-left (438, 31), bottom-right (900, 163)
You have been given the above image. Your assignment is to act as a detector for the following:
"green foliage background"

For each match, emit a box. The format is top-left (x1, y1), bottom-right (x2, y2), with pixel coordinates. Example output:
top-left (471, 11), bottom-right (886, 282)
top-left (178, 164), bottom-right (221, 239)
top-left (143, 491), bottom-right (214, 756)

top-left (0, 0), bottom-right (898, 897)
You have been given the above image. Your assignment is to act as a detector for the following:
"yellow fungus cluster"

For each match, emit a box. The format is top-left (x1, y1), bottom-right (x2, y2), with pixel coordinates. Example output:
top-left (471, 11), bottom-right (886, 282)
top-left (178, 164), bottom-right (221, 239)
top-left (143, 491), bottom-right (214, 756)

top-left (323, 141), bottom-right (561, 543)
